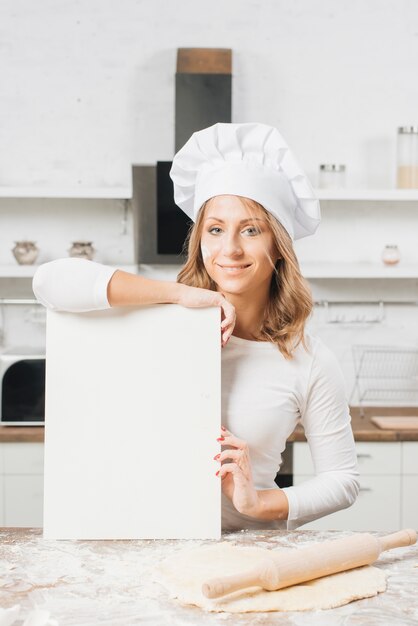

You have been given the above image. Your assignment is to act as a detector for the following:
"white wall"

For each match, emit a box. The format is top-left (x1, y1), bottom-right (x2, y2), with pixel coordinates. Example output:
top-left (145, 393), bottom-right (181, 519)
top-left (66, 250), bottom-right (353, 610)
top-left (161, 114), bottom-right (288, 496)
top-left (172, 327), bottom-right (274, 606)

top-left (0, 0), bottom-right (417, 188)
top-left (1, 0), bottom-right (418, 404)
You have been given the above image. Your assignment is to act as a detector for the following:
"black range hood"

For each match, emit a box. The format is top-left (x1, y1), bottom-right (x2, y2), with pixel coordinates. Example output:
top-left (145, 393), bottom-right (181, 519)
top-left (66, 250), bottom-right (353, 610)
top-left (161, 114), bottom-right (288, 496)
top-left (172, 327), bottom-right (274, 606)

top-left (133, 48), bottom-right (232, 263)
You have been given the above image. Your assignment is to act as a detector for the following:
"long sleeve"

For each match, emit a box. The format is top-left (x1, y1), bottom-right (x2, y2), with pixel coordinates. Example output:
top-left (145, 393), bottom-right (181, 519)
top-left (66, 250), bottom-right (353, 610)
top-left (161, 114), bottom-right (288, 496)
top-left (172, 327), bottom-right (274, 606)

top-left (32, 258), bottom-right (117, 312)
top-left (281, 340), bottom-right (360, 530)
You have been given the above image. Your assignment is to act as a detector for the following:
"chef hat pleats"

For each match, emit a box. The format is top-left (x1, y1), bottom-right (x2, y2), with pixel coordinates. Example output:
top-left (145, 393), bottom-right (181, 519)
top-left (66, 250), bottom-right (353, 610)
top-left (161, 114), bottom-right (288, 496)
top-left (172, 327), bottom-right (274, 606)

top-left (169, 122), bottom-right (320, 240)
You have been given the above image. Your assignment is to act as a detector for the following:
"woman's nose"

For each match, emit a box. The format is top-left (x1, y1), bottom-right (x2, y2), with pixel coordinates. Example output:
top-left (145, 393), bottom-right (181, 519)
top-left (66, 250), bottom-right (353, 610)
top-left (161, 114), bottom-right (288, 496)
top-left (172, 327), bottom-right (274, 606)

top-left (222, 233), bottom-right (243, 256)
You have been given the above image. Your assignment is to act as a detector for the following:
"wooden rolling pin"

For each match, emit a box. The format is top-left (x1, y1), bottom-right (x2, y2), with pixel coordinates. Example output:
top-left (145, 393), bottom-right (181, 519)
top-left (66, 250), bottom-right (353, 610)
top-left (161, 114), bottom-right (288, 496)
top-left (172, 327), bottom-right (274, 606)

top-left (202, 528), bottom-right (417, 599)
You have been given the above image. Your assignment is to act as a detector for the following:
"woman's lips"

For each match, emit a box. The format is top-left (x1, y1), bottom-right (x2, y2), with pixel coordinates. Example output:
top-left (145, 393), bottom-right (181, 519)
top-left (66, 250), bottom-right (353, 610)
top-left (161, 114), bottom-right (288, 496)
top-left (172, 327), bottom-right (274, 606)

top-left (217, 264), bottom-right (252, 274)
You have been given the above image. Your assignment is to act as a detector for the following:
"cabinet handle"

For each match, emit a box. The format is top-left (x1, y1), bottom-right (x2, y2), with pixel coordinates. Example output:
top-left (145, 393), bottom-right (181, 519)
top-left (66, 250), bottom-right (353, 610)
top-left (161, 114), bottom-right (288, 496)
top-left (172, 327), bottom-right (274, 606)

top-left (357, 453), bottom-right (372, 459)
top-left (359, 487), bottom-right (372, 492)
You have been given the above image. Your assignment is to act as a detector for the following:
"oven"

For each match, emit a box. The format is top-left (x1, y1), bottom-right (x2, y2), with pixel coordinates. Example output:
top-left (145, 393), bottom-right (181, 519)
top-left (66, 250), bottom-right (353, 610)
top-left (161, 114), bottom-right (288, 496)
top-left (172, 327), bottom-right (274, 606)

top-left (0, 348), bottom-right (45, 425)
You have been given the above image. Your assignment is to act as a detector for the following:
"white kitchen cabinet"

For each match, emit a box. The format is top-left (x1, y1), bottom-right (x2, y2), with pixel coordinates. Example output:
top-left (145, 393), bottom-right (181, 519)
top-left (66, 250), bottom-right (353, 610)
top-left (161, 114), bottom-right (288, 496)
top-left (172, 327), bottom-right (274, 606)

top-left (293, 441), bottom-right (401, 475)
top-left (4, 475), bottom-right (44, 527)
top-left (0, 445), bottom-right (3, 524)
top-left (293, 441), bottom-right (405, 531)
top-left (401, 442), bottom-right (418, 528)
top-left (293, 474), bottom-right (401, 531)
top-left (0, 442), bottom-right (44, 527)
top-left (3, 442), bottom-right (44, 474)
top-left (402, 442), bottom-right (418, 473)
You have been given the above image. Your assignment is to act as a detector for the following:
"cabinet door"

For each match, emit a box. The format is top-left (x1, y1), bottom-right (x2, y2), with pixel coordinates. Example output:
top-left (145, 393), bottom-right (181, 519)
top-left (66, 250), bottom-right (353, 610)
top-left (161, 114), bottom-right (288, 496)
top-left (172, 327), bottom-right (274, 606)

top-left (0, 445), bottom-right (4, 524)
top-left (293, 441), bottom-right (401, 475)
top-left (4, 475), bottom-right (44, 527)
top-left (3, 443), bottom-right (44, 474)
top-left (293, 474), bottom-right (401, 531)
top-left (402, 475), bottom-right (418, 528)
top-left (0, 476), bottom-right (4, 526)
top-left (402, 442), bottom-right (418, 474)
top-left (401, 442), bottom-right (418, 528)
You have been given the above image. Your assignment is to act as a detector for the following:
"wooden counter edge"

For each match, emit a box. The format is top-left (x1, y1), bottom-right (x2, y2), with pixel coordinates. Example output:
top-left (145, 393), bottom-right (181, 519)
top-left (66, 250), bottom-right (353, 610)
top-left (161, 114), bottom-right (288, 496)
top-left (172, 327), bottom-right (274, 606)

top-left (1, 407), bottom-right (418, 443)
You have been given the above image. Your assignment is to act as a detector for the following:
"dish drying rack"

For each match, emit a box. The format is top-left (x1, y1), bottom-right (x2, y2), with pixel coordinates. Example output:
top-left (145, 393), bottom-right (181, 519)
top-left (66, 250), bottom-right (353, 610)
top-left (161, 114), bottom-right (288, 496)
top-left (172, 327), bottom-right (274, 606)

top-left (350, 345), bottom-right (418, 417)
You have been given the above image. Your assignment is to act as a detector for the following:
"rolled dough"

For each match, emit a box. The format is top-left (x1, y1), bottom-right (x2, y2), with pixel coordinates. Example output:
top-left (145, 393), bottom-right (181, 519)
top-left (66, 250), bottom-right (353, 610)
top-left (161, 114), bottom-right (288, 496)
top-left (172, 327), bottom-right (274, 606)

top-left (153, 542), bottom-right (387, 612)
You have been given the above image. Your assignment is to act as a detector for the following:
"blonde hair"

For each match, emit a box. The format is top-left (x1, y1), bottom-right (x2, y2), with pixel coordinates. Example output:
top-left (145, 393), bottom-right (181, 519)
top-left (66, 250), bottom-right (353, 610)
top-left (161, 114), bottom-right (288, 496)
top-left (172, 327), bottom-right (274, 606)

top-left (177, 196), bottom-right (313, 359)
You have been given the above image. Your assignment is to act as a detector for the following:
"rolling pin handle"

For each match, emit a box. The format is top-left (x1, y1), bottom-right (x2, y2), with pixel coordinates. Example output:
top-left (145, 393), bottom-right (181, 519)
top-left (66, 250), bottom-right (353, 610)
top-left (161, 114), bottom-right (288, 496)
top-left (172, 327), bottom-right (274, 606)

top-left (202, 581), bottom-right (226, 599)
top-left (379, 528), bottom-right (417, 552)
top-left (202, 568), bottom-right (261, 599)
top-left (202, 559), bottom-right (276, 599)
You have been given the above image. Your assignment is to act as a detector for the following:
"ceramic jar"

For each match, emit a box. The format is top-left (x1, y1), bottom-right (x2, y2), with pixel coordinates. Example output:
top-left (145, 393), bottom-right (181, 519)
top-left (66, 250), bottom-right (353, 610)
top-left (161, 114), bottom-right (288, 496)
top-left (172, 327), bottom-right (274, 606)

top-left (382, 244), bottom-right (401, 266)
top-left (12, 241), bottom-right (39, 265)
top-left (68, 241), bottom-right (96, 260)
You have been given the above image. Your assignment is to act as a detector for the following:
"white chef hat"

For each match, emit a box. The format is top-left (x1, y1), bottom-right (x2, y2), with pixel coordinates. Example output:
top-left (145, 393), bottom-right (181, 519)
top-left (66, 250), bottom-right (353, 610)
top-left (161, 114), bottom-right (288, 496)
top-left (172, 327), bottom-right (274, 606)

top-left (169, 122), bottom-right (320, 240)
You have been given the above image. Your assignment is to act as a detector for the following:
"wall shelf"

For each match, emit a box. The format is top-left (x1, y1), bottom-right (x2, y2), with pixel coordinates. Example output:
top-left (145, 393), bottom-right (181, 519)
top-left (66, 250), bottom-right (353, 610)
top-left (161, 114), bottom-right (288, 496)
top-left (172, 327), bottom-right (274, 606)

top-left (0, 187), bottom-right (132, 199)
top-left (2, 262), bottom-right (416, 280)
top-left (0, 264), bottom-right (139, 278)
top-left (300, 262), bottom-right (418, 279)
top-left (0, 187), bottom-right (416, 202)
top-left (314, 189), bottom-right (418, 201)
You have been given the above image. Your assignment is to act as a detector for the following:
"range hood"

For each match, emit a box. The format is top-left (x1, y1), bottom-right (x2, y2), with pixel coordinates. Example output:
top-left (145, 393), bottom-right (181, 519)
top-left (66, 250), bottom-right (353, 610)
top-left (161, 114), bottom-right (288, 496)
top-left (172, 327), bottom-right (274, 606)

top-left (132, 48), bottom-right (232, 264)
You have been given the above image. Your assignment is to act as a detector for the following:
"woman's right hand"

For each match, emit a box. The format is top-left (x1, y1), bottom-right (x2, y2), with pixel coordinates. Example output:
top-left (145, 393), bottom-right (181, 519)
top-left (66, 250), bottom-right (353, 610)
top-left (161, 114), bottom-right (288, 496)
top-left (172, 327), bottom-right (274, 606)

top-left (176, 284), bottom-right (236, 348)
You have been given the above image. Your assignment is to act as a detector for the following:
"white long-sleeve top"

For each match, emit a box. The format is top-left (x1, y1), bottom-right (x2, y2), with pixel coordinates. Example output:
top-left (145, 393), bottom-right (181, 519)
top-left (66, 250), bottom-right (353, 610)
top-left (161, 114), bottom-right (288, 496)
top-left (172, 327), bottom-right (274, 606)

top-left (33, 258), bottom-right (359, 531)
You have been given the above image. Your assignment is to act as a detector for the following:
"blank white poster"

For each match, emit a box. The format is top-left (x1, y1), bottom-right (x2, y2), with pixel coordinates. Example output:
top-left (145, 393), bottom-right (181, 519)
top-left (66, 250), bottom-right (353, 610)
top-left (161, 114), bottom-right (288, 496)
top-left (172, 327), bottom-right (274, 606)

top-left (43, 305), bottom-right (221, 540)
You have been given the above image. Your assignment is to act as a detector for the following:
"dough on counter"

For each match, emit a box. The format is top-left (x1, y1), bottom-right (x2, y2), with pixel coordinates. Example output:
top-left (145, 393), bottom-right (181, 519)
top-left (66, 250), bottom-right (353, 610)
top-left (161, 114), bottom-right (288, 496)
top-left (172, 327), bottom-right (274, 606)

top-left (153, 542), bottom-right (387, 613)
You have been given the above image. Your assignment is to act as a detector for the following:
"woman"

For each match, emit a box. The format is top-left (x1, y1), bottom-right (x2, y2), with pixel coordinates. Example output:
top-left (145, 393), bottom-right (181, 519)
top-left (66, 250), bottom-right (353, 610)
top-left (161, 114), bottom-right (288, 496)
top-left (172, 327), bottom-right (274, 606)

top-left (33, 122), bottom-right (359, 531)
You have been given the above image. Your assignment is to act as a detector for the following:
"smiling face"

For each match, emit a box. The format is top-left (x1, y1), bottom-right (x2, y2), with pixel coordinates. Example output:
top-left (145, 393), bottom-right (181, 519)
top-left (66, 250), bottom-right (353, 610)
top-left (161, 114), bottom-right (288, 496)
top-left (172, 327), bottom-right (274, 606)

top-left (199, 195), bottom-right (279, 298)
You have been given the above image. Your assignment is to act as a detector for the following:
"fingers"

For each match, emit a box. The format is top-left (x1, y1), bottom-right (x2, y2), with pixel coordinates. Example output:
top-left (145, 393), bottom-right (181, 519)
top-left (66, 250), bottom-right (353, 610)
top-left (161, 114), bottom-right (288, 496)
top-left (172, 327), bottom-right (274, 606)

top-left (219, 295), bottom-right (236, 348)
top-left (216, 448), bottom-right (243, 463)
top-left (217, 462), bottom-right (248, 482)
top-left (218, 433), bottom-right (248, 451)
top-left (215, 427), bottom-right (251, 478)
top-left (215, 449), bottom-right (251, 479)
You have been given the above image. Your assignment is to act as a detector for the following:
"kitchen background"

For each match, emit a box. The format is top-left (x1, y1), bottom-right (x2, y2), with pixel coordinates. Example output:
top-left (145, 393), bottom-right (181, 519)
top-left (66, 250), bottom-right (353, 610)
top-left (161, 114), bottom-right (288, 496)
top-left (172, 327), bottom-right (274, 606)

top-left (1, 0), bottom-right (418, 401)
top-left (0, 0), bottom-right (418, 528)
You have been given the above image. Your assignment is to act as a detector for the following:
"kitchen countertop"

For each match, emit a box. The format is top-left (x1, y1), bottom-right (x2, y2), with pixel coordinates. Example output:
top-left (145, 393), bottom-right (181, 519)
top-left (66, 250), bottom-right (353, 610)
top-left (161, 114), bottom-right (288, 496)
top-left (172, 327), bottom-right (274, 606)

top-left (1, 407), bottom-right (418, 443)
top-left (289, 406), bottom-right (418, 442)
top-left (0, 528), bottom-right (417, 625)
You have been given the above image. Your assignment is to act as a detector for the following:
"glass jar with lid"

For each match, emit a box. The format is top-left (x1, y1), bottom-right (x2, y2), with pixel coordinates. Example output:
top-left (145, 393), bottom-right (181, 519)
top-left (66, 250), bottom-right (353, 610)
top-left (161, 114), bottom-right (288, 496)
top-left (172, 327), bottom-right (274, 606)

top-left (382, 245), bottom-right (401, 266)
top-left (318, 164), bottom-right (346, 189)
top-left (396, 126), bottom-right (418, 188)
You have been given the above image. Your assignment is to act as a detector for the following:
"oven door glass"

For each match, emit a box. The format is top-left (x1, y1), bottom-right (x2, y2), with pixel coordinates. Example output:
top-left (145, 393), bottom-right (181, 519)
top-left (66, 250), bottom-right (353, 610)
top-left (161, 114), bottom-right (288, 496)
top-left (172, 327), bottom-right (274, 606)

top-left (2, 359), bottom-right (45, 422)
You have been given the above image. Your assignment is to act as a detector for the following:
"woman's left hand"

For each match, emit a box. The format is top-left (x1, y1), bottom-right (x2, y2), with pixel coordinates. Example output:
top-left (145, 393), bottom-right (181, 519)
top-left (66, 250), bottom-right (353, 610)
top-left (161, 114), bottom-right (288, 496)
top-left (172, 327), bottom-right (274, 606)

top-left (215, 427), bottom-right (260, 517)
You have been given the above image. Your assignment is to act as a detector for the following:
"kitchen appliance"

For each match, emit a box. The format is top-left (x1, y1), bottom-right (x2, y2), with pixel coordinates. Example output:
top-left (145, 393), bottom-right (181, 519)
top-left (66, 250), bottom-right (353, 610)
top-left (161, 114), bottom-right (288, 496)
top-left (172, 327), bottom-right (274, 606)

top-left (133, 47), bottom-right (232, 263)
top-left (0, 348), bottom-right (45, 425)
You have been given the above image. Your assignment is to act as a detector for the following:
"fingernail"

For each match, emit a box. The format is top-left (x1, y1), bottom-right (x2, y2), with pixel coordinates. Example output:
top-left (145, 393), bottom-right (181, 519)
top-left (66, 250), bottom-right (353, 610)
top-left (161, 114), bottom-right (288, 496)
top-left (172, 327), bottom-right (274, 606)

top-left (216, 436), bottom-right (224, 442)
top-left (216, 470), bottom-right (220, 476)
top-left (213, 453), bottom-right (220, 460)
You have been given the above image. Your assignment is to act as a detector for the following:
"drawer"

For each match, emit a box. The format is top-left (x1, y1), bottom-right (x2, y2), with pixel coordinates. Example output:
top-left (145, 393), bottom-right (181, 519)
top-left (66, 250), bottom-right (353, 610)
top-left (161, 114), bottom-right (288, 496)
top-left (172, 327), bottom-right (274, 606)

top-left (293, 441), bottom-right (401, 475)
top-left (0, 477), bottom-right (4, 526)
top-left (355, 442), bottom-right (401, 474)
top-left (401, 475), bottom-right (418, 527)
top-left (293, 474), bottom-right (401, 531)
top-left (4, 474), bottom-right (44, 527)
top-left (2, 443), bottom-right (44, 474)
top-left (402, 442), bottom-right (418, 474)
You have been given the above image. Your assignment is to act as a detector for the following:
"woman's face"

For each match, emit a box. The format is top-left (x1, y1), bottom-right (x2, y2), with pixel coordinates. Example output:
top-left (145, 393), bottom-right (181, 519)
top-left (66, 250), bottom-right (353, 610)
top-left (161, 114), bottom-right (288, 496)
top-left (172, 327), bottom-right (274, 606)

top-left (199, 195), bottom-right (279, 297)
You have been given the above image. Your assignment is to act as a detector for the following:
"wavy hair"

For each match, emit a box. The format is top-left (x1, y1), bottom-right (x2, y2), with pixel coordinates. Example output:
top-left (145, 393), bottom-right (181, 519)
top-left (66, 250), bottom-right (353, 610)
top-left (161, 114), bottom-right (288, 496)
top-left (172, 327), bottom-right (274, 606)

top-left (177, 196), bottom-right (313, 359)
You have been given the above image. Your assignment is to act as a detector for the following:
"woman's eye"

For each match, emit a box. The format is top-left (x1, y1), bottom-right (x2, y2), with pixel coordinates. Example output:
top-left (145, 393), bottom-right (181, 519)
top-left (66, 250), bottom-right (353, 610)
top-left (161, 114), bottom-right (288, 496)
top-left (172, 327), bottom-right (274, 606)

top-left (208, 227), bottom-right (222, 234)
top-left (243, 227), bottom-right (261, 236)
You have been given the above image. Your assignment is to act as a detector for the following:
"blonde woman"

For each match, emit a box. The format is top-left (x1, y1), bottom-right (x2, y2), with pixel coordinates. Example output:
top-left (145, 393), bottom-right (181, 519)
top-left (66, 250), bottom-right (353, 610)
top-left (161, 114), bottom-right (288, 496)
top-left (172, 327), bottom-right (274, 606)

top-left (33, 123), bottom-right (359, 531)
